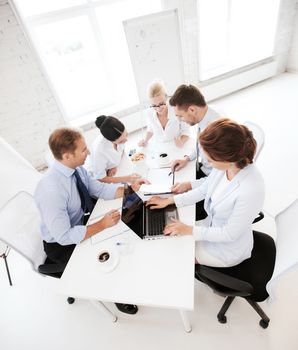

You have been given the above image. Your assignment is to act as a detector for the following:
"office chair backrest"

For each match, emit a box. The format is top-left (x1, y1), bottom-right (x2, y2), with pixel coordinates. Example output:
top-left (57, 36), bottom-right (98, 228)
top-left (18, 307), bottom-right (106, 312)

top-left (0, 137), bottom-right (42, 208)
top-left (0, 191), bottom-right (46, 271)
top-left (267, 199), bottom-right (298, 300)
top-left (243, 121), bottom-right (265, 161)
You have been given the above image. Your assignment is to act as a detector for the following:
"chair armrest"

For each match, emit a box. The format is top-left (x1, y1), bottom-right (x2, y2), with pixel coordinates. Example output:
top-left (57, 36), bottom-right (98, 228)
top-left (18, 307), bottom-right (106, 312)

top-left (196, 265), bottom-right (253, 296)
top-left (253, 211), bottom-right (264, 224)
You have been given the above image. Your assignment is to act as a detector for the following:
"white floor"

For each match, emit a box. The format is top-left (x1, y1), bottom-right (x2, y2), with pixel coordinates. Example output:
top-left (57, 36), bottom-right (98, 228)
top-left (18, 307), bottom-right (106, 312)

top-left (1, 72), bottom-right (298, 350)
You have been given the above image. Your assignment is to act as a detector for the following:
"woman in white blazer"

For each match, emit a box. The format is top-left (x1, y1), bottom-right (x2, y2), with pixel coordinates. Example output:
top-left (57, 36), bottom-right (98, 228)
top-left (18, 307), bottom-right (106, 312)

top-left (85, 116), bottom-right (140, 184)
top-left (138, 80), bottom-right (190, 147)
top-left (146, 118), bottom-right (265, 267)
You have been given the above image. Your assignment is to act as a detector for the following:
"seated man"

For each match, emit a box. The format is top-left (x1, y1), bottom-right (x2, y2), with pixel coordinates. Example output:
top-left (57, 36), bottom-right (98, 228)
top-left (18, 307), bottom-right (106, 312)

top-left (35, 127), bottom-right (145, 315)
top-left (169, 84), bottom-right (221, 220)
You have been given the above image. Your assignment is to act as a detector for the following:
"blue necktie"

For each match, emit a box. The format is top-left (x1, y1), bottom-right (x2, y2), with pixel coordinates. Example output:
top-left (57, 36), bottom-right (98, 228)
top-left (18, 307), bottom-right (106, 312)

top-left (74, 169), bottom-right (95, 214)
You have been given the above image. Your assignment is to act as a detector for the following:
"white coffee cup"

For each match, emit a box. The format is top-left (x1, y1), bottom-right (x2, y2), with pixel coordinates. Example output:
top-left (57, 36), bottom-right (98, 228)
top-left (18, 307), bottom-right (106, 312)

top-left (158, 152), bottom-right (169, 166)
top-left (97, 249), bottom-right (119, 273)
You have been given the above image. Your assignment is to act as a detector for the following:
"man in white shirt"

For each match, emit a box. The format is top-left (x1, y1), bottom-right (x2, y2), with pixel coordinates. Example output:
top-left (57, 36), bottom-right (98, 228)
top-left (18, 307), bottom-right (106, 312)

top-left (169, 84), bottom-right (221, 220)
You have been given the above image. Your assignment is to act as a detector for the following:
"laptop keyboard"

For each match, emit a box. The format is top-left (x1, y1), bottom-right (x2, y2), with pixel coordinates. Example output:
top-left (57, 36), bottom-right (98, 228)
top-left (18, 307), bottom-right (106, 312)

top-left (147, 209), bottom-right (165, 236)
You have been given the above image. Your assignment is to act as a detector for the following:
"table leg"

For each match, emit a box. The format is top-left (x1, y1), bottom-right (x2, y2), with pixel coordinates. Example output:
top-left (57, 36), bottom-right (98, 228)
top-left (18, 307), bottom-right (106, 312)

top-left (179, 310), bottom-right (192, 333)
top-left (90, 300), bottom-right (118, 323)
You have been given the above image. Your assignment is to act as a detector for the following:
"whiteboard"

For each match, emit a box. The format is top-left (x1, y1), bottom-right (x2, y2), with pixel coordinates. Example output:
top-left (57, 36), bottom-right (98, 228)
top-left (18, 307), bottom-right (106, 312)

top-left (123, 9), bottom-right (185, 103)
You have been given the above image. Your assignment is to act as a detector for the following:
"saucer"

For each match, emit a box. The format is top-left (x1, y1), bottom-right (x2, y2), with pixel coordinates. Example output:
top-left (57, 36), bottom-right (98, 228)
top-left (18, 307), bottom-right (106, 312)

top-left (158, 160), bottom-right (172, 168)
top-left (97, 248), bottom-right (119, 273)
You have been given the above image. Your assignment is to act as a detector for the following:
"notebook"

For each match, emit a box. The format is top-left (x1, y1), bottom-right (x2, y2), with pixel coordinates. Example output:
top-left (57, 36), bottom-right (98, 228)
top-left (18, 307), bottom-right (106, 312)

top-left (121, 185), bottom-right (178, 240)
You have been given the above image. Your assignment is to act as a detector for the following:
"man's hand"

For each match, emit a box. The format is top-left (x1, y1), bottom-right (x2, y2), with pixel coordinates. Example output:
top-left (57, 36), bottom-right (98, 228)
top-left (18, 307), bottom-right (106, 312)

top-left (138, 139), bottom-right (147, 147)
top-left (174, 137), bottom-right (184, 148)
top-left (85, 209), bottom-right (120, 239)
top-left (126, 173), bottom-right (141, 184)
top-left (130, 178), bottom-right (150, 192)
top-left (171, 157), bottom-right (188, 171)
top-left (107, 167), bottom-right (117, 177)
top-left (100, 209), bottom-right (120, 229)
top-left (146, 196), bottom-right (174, 209)
top-left (163, 219), bottom-right (192, 236)
top-left (171, 182), bottom-right (192, 194)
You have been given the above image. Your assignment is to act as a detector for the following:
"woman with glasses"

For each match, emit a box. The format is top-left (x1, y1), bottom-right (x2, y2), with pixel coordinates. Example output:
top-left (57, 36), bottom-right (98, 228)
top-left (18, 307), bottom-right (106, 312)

top-left (85, 115), bottom-right (140, 184)
top-left (138, 80), bottom-right (190, 147)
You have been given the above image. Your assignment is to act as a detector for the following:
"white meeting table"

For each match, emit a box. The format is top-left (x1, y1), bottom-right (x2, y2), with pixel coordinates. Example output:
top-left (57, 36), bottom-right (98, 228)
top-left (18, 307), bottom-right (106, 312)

top-left (60, 140), bottom-right (196, 332)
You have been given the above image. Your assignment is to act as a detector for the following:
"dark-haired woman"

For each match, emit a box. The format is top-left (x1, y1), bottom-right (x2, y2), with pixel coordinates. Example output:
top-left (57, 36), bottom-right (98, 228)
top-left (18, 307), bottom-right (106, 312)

top-left (85, 115), bottom-right (140, 184)
top-left (146, 118), bottom-right (265, 268)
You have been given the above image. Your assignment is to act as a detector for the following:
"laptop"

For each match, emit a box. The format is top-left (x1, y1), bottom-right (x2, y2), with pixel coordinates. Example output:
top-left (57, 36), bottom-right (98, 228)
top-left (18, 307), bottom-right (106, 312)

top-left (121, 185), bottom-right (179, 240)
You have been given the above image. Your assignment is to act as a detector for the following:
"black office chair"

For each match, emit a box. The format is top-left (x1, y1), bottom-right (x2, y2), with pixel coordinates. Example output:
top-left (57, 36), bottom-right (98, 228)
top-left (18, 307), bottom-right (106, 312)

top-left (195, 225), bottom-right (276, 329)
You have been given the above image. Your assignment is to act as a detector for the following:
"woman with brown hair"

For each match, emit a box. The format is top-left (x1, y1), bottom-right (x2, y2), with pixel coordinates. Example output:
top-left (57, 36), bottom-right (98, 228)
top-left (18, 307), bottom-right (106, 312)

top-left (146, 118), bottom-right (265, 267)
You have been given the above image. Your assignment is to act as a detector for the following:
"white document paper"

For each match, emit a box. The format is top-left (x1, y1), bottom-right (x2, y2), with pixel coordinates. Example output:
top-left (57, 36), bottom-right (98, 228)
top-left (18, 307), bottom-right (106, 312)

top-left (146, 167), bottom-right (173, 186)
top-left (90, 220), bottom-right (129, 245)
top-left (88, 197), bottom-right (122, 225)
top-left (139, 184), bottom-right (172, 194)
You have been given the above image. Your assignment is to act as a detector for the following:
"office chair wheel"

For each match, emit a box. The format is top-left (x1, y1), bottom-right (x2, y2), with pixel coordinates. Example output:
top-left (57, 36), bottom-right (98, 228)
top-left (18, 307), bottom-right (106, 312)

top-left (259, 319), bottom-right (269, 329)
top-left (217, 315), bottom-right (227, 324)
top-left (67, 297), bottom-right (75, 304)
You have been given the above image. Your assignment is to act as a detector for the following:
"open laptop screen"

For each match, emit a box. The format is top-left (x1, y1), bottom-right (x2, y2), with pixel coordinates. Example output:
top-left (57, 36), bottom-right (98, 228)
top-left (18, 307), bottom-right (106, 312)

top-left (121, 185), bottom-right (144, 239)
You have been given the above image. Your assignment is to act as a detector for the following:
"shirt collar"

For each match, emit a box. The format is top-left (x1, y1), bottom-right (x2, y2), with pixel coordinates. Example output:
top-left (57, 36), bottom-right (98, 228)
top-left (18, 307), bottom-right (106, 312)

top-left (53, 160), bottom-right (75, 178)
top-left (197, 106), bottom-right (214, 130)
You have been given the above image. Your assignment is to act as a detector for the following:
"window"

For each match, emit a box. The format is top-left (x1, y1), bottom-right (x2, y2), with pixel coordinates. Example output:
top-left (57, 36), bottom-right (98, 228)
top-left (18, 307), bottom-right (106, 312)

top-left (198, 0), bottom-right (280, 80)
top-left (13, 0), bottom-right (162, 121)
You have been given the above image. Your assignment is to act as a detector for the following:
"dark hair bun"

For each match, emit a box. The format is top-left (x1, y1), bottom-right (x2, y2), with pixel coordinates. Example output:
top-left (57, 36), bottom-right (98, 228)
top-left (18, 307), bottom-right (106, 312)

top-left (95, 115), bottom-right (107, 129)
top-left (95, 115), bottom-right (125, 142)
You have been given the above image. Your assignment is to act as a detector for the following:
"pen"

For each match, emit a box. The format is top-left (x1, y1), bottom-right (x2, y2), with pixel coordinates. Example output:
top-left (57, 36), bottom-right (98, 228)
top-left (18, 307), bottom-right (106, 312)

top-left (168, 164), bottom-right (178, 177)
top-left (88, 207), bottom-right (122, 224)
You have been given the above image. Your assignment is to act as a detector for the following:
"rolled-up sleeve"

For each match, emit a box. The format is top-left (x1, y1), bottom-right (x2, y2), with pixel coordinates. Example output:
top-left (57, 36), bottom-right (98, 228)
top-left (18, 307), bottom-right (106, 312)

top-left (78, 166), bottom-right (119, 200)
top-left (88, 177), bottom-right (119, 200)
top-left (187, 149), bottom-right (197, 161)
top-left (179, 121), bottom-right (190, 136)
top-left (35, 184), bottom-right (86, 245)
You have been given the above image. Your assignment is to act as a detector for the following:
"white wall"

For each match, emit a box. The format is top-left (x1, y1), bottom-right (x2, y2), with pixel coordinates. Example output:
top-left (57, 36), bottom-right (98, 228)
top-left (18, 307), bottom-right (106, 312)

top-left (287, 1), bottom-right (298, 71)
top-left (0, 1), bottom-right (64, 169)
top-left (0, 0), bottom-right (297, 169)
top-left (274, 0), bottom-right (298, 73)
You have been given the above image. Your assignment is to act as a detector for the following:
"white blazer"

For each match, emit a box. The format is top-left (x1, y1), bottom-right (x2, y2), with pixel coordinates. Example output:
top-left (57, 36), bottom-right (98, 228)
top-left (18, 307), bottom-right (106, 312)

top-left (174, 164), bottom-right (265, 266)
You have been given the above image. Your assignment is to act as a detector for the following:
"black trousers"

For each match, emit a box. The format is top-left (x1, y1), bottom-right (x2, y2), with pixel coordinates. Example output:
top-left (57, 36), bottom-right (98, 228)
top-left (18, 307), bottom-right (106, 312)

top-left (43, 241), bottom-right (76, 271)
top-left (42, 210), bottom-right (93, 273)
top-left (196, 164), bottom-right (208, 221)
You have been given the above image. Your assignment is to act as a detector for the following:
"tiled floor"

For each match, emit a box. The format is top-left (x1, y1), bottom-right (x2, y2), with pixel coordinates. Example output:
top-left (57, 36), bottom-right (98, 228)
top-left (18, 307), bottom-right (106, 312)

top-left (1, 72), bottom-right (298, 350)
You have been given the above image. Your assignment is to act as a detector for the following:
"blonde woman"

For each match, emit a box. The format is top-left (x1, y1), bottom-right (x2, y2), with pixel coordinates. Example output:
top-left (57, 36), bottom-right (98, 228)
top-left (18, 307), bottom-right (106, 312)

top-left (138, 81), bottom-right (190, 147)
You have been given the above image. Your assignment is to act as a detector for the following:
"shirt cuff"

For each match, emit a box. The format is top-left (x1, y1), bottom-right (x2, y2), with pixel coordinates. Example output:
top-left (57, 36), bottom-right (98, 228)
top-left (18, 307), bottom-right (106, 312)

top-left (191, 177), bottom-right (206, 189)
top-left (192, 225), bottom-right (204, 241)
top-left (187, 152), bottom-right (196, 161)
top-left (173, 194), bottom-right (184, 208)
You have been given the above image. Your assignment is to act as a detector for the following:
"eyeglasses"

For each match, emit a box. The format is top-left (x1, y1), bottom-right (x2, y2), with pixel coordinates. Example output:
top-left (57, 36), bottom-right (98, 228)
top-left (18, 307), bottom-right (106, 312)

top-left (150, 102), bottom-right (166, 109)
